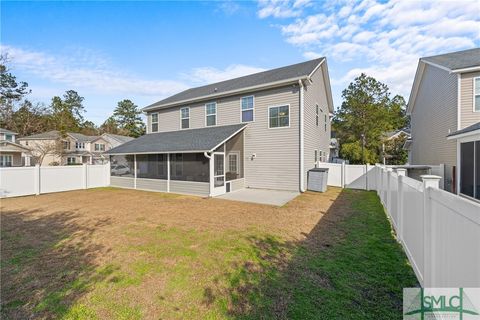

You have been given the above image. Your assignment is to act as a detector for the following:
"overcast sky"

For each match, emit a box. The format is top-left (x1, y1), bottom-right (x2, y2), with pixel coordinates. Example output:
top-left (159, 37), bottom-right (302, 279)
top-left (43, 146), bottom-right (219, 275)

top-left (2, 0), bottom-right (479, 125)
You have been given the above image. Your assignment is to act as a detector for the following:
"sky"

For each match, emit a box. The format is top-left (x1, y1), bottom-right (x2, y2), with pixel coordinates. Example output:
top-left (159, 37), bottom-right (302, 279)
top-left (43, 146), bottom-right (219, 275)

top-left (1, 0), bottom-right (479, 125)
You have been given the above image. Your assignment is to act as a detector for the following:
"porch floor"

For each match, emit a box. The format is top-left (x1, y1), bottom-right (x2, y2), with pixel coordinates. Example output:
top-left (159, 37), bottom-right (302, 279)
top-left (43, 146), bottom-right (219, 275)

top-left (217, 188), bottom-right (299, 206)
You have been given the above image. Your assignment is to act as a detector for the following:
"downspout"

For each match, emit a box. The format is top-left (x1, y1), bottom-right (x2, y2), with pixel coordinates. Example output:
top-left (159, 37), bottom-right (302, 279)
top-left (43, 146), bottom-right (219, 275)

top-left (299, 79), bottom-right (305, 192)
top-left (204, 151), bottom-right (213, 197)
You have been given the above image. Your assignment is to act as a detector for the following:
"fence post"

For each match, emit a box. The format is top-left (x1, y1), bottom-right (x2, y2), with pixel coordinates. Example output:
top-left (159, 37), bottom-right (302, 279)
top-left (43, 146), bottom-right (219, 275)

top-left (34, 164), bottom-right (40, 195)
top-left (82, 164), bottom-right (88, 189)
top-left (396, 168), bottom-right (407, 242)
top-left (386, 168), bottom-right (392, 212)
top-left (421, 174), bottom-right (441, 287)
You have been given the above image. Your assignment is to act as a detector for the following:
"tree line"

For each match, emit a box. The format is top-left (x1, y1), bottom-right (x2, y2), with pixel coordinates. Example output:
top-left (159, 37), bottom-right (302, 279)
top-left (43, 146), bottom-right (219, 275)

top-left (0, 55), bottom-right (145, 138)
top-left (1, 55), bottom-right (409, 164)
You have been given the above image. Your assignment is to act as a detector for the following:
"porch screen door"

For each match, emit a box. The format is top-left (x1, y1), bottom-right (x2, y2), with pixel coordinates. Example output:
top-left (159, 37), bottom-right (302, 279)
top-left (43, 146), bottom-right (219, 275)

top-left (212, 153), bottom-right (226, 196)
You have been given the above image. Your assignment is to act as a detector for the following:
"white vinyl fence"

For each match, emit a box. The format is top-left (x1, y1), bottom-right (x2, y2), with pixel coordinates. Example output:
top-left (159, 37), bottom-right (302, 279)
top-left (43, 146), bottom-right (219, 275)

top-left (0, 164), bottom-right (110, 198)
top-left (375, 166), bottom-right (480, 287)
top-left (318, 161), bottom-right (480, 287)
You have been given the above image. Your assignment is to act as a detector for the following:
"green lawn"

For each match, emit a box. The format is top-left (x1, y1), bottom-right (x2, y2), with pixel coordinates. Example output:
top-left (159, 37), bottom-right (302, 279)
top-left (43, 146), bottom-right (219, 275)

top-left (1, 188), bottom-right (418, 319)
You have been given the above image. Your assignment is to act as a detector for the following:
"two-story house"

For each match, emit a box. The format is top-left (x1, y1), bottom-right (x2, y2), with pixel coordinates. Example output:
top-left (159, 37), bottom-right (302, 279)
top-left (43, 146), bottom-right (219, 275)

top-left (0, 128), bottom-right (32, 167)
top-left (18, 131), bottom-right (133, 166)
top-left (407, 48), bottom-right (480, 200)
top-left (106, 58), bottom-right (334, 197)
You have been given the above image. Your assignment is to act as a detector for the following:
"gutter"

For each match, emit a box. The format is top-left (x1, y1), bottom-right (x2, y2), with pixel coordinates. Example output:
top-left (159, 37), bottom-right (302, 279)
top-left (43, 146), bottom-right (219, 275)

top-left (299, 79), bottom-right (305, 192)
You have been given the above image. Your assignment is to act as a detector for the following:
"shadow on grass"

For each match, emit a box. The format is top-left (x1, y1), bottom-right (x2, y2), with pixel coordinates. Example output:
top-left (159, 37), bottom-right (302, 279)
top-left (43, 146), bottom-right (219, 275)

top-left (215, 189), bottom-right (419, 320)
top-left (1, 208), bottom-right (112, 319)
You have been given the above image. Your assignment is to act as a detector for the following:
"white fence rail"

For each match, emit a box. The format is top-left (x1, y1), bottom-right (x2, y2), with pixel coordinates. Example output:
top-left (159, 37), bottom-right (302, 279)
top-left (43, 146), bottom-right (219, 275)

top-left (0, 164), bottom-right (110, 198)
top-left (319, 161), bottom-right (480, 287)
top-left (375, 166), bottom-right (480, 288)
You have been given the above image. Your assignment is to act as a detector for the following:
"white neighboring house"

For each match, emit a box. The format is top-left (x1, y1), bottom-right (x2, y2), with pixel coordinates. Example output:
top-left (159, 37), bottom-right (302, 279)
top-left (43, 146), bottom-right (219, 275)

top-left (0, 128), bottom-right (32, 167)
top-left (407, 48), bottom-right (480, 195)
top-left (17, 131), bottom-right (133, 166)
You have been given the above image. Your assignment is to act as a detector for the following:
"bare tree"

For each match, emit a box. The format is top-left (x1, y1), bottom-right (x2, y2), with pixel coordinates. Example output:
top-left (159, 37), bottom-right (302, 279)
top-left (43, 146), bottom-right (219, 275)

top-left (29, 139), bottom-right (64, 166)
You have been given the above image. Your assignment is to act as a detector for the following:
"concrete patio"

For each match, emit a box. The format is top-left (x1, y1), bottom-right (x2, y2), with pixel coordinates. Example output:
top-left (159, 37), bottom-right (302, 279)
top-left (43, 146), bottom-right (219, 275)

top-left (217, 188), bottom-right (300, 206)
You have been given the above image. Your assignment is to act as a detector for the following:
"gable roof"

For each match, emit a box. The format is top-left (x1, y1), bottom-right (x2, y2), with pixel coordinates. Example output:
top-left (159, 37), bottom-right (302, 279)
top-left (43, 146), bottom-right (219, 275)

top-left (68, 132), bottom-right (99, 142)
top-left (422, 48), bottom-right (480, 72)
top-left (106, 124), bottom-right (247, 155)
top-left (18, 130), bottom-right (61, 140)
top-left (0, 140), bottom-right (31, 152)
top-left (407, 48), bottom-right (480, 114)
top-left (143, 58), bottom-right (326, 111)
top-left (447, 121), bottom-right (480, 139)
top-left (0, 128), bottom-right (17, 135)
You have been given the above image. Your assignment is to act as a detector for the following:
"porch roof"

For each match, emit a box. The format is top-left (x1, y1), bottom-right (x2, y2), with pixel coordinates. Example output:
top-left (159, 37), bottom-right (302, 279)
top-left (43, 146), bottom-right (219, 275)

top-left (105, 124), bottom-right (247, 155)
top-left (447, 121), bottom-right (480, 139)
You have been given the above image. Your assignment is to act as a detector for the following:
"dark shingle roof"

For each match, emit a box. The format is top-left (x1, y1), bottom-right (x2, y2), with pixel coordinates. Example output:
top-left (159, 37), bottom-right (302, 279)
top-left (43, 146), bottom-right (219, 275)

top-left (422, 48), bottom-right (480, 71)
top-left (106, 124), bottom-right (247, 154)
top-left (144, 58), bottom-right (324, 110)
top-left (68, 132), bottom-right (99, 142)
top-left (447, 121), bottom-right (480, 138)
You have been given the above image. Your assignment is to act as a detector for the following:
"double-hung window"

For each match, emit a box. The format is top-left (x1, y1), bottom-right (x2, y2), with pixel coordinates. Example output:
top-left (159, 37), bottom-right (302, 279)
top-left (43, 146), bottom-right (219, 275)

top-left (316, 105), bottom-right (319, 126)
top-left (475, 77), bottom-right (480, 112)
top-left (5, 134), bottom-right (13, 142)
top-left (75, 142), bottom-right (85, 149)
top-left (0, 155), bottom-right (12, 167)
top-left (181, 107), bottom-right (190, 129)
top-left (206, 102), bottom-right (216, 126)
top-left (63, 141), bottom-right (70, 150)
top-left (67, 157), bottom-right (76, 165)
top-left (269, 105), bottom-right (289, 128)
top-left (228, 153), bottom-right (239, 174)
top-left (241, 96), bottom-right (254, 122)
top-left (151, 113), bottom-right (159, 132)
top-left (95, 143), bottom-right (105, 151)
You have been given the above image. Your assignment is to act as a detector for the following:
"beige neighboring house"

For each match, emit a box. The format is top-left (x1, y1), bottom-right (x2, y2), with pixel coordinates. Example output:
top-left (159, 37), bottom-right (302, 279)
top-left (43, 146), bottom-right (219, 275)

top-left (0, 128), bottom-right (32, 167)
top-left (106, 58), bottom-right (334, 197)
top-left (17, 131), bottom-right (133, 166)
top-left (407, 48), bottom-right (480, 196)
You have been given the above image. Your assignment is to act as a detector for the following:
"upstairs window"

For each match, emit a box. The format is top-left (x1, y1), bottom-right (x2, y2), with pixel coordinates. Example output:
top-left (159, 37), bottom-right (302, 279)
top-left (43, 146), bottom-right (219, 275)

top-left (95, 143), bottom-right (105, 151)
top-left (5, 134), bottom-right (13, 142)
top-left (181, 107), bottom-right (190, 129)
top-left (241, 96), bottom-right (254, 122)
top-left (269, 105), bottom-right (289, 128)
top-left (325, 114), bottom-right (327, 132)
top-left (151, 113), bottom-right (159, 132)
top-left (475, 77), bottom-right (480, 112)
top-left (206, 102), bottom-right (217, 126)
top-left (63, 141), bottom-right (70, 150)
top-left (316, 104), bottom-right (319, 126)
top-left (75, 142), bottom-right (85, 149)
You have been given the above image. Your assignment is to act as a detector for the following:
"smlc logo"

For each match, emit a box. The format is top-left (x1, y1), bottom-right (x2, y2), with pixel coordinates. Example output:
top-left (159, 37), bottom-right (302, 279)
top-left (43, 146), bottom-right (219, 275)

top-left (403, 288), bottom-right (480, 319)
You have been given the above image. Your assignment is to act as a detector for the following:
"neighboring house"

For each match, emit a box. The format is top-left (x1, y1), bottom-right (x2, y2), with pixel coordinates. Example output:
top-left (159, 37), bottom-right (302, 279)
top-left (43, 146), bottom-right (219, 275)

top-left (18, 131), bottom-right (133, 166)
top-left (407, 48), bottom-right (480, 194)
top-left (106, 58), bottom-right (334, 197)
top-left (382, 128), bottom-right (411, 165)
top-left (0, 128), bottom-right (31, 167)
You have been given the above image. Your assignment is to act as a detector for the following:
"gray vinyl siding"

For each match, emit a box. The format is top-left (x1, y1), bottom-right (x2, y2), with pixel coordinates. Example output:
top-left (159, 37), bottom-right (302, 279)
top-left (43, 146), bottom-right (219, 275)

top-left (110, 176), bottom-right (135, 188)
top-left (136, 178), bottom-right (168, 192)
top-left (410, 64), bottom-right (457, 166)
top-left (147, 85), bottom-right (300, 191)
top-left (302, 66), bottom-right (331, 190)
top-left (229, 178), bottom-right (245, 191)
top-left (460, 71), bottom-right (480, 128)
top-left (169, 180), bottom-right (209, 196)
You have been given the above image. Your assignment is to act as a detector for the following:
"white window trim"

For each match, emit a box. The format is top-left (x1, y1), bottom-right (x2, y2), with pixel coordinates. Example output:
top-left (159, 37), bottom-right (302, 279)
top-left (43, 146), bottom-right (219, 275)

top-left (151, 112), bottom-right (159, 133)
top-left (228, 151), bottom-right (240, 174)
top-left (95, 143), bottom-right (105, 151)
top-left (474, 77), bottom-right (480, 112)
top-left (268, 104), bottom-right (290, 129)
top-left (180, 107), bottom-right (190, 129)
top-left (315, 104), bottom-right (319, 127)
top-left (240, 95), bottom-right (255, 123)
top-left (205, 102), bottom-right (217, 127)
top-left (67, 157), bottom-right (76, 164)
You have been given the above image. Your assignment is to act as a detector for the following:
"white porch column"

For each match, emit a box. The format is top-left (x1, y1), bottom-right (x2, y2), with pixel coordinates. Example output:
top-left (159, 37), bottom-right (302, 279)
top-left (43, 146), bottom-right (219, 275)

top-left (134, 154), bottom-right (137, 189)
top-left (167, 153), bottom-right (170, 193)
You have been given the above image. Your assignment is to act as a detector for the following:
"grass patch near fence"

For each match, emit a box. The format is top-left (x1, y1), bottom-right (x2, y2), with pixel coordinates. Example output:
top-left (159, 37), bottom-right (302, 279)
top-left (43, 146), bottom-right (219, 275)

top-left (1, 188), bottom-right (417, 319)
